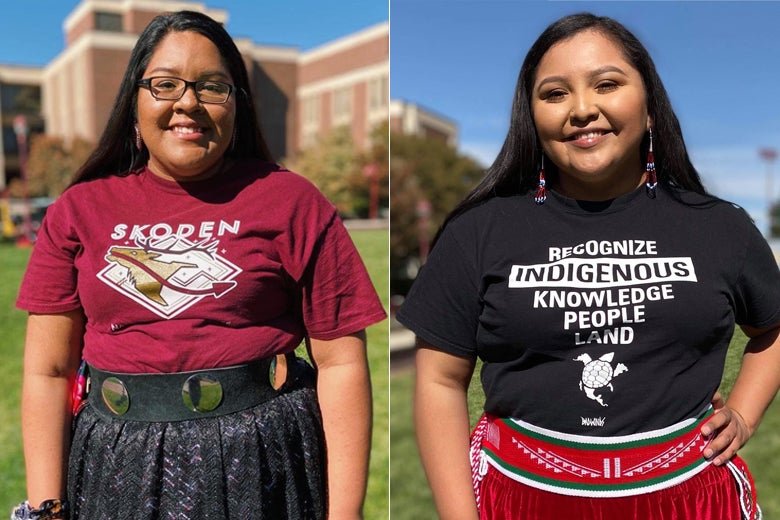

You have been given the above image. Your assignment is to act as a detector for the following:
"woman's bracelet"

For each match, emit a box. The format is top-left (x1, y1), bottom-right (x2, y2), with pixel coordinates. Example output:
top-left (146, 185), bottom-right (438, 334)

top-left (10, 499), bottom-right (68, 520)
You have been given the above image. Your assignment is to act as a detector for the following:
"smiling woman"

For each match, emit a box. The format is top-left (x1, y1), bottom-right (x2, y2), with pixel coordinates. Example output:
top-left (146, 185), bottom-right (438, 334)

top-left (397, 12), bottom-right (780, 520)
top-left (532, 31), bottom-right (650, 200)
top-left (136, 31), bottom-right (237, 182)
top-left (12, 10), bottom-right (385, 520)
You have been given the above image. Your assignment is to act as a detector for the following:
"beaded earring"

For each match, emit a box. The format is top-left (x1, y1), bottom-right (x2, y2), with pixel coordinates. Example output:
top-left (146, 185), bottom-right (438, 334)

top-left (135, 125), bottom-right (143, 151)
top-left (534, 153), bottom-right (547, 205)
top-left (645, 128), bottom-right (657, 198)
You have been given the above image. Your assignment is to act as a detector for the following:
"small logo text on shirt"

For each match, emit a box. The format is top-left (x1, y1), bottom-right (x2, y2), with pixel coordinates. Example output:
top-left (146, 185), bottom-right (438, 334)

top-left (581, 416), bottom-right (606, 427)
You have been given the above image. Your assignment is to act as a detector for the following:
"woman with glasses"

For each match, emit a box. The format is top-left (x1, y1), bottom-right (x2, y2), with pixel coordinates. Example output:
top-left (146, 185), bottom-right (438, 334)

top-left (14, 10), bottom-right (385, 520)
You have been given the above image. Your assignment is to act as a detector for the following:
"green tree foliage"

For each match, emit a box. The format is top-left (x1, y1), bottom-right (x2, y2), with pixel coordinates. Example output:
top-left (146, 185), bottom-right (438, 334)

top-left (288, 124), bottom-right (389, 219)
top-left (24, 134), bottom-right (93, 198)
top-left (771, 201), bottom-right (780, 238)
top-left (287, 126), bottom-right (359, 218)
top-left (351, 122), bottom-right (389, 218)
top-left (390, 131), bottom-right (484, 294)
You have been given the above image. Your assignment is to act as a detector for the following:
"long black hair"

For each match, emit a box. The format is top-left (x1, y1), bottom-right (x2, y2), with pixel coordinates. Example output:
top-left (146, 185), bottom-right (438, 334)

top-left (70, 10), bottom-right (273, 186)
top-left (441, 13), bottom-right (706, 231)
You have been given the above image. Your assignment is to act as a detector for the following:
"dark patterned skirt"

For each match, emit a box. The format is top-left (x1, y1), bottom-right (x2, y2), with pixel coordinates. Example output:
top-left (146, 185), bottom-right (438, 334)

top-left (67, 380), bottom-right (326, 519)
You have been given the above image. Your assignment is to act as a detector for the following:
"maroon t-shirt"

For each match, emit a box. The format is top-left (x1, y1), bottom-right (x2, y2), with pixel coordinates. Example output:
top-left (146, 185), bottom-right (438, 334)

top-left (17, 160), bottom-right (385, 373)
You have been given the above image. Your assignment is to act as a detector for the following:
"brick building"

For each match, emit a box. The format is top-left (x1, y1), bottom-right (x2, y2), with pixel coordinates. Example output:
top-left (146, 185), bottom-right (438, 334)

top-left (0, 0), bottom-right (388, 190)
top-left (389, 99), bottom-right (458, 147)
top-left (299, 24), bottom-right (388, 150)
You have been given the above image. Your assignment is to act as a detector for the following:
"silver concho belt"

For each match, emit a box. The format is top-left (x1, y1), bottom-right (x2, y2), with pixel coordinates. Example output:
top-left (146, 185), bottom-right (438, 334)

top-left (85, 355), bottom-right (305, 422)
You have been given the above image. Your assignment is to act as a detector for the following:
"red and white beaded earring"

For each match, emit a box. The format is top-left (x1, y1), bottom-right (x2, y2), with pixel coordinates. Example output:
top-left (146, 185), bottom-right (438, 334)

top-left (534, 153), bottom-right (547, 205)
top-left (135, 124), bottom-right (143, 151)
top-left (645, 128), bottom-right (657, 198)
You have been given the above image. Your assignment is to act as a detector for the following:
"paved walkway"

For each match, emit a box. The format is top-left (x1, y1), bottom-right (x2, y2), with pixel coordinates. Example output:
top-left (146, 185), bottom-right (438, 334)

top-left (390, 327), bottom-right (415, 352)
top-left (343, 218), bottom-right (387, 230)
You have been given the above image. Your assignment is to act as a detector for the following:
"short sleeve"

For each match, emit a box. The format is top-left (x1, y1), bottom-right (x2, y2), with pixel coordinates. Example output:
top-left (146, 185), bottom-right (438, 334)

top-left (299, 214), bottom-right (386, 340)
top-left (396, 221), bottom-right (481, 358)
top-left (733, 219), bottom-right (780, 328)
top-left (16, 198), bottom-right (82, 314)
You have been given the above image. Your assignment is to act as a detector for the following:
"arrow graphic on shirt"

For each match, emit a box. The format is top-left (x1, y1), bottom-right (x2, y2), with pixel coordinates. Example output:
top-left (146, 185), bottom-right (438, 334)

top-left (106, 246), bottom-right (236, 305)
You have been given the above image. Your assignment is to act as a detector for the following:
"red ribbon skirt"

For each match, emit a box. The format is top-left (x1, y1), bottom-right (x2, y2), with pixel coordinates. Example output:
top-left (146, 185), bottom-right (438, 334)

top-left (470, 413), bottom-right (760, 519)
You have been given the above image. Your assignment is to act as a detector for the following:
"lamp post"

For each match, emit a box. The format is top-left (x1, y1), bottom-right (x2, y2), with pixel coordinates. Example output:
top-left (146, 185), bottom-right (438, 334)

top-left (12, 114), bottom-right (33, 246)
top-left (759, 147), bottom-right (778, 236)
top-left (363, 163), bottom-right (379, 219)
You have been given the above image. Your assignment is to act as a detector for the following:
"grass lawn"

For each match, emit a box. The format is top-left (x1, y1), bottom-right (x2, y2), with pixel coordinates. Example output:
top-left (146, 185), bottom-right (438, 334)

top-left (0, 228), bottom-right (390, 519)
top-left (350, 229), bottom-right (390, 520)
top-left (0, 244), bottom-right (30, 508)
top-left (390, 331), bottom-right (780, 519)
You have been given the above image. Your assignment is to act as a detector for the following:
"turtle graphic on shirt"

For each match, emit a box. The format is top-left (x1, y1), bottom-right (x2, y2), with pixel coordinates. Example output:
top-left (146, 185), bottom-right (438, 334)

top-left (574, 352), bottom-right (628, 407)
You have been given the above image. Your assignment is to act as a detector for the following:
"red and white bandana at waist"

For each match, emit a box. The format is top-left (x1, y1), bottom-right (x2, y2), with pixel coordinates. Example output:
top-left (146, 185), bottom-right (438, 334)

top-left (473, 408), bottom-right (715, 498)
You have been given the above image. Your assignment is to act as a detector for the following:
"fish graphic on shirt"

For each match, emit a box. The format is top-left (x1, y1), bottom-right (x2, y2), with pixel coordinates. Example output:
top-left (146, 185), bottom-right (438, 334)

top-left (106, 246), bottom-right (197, 305)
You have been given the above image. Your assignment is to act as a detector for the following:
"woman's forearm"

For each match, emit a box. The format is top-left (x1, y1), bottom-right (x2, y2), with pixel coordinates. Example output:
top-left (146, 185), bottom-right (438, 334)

top-left (415, 348), bottom-right (479, 520)
top-left (21, 374), bottom-right (72, 505)
top-left (726, 326), bottom-right (780, 435)
top-left (21, 311), bottom-right (84, 506)
top-left (310, 334), bottom-right (372, 519)
top-left (705, 325), bottom-right (780, 464)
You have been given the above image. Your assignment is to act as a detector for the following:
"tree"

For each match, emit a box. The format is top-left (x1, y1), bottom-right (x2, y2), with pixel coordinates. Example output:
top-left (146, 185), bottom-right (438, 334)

top-left (286, 127), bottom-right (360, 218)
top-left (771, 201), bottom-right (780, 238)
top-left (351, 122), bottom-right (389, 218)
top-left (286, 124), bottom-right (389, 219)
top-left (24, 135), bottom-right (93, 198)
top-left (390, 131), bottom-right (484, 294)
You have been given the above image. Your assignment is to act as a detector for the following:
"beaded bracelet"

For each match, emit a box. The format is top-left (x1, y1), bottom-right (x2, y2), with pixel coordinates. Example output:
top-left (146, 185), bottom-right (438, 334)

top-left (10, 499), bottom-right (68, 520)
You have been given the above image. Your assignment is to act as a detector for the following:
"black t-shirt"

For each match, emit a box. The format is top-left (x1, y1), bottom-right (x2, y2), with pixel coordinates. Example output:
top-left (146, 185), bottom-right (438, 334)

top-left (398, 185), bottom-right (780, 435)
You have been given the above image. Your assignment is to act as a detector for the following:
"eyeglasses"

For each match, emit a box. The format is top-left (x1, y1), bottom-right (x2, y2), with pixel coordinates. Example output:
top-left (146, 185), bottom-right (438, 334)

top-left (137, 76), bottom-right (235, 104)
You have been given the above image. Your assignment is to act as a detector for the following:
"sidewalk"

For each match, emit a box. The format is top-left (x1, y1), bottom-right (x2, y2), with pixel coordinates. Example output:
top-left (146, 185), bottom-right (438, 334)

top-left (389, 322), bottom-right (416, 373)
top-left (390, 326), bottom-right (415, 352)
top-left (343, 218), bottom-right (387, 230)
top-left (389, 311), bottom-right (416, 372)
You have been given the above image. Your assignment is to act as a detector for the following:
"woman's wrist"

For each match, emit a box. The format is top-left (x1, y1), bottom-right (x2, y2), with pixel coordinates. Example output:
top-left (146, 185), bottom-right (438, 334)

top-left (10, 499), bottom-right (68, 520)
top-left (725, 405), bottom-right (754, 440)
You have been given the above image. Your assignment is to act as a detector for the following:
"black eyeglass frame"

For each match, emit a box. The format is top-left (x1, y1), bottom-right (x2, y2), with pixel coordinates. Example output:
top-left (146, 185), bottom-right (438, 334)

top-left (137, 76), bottom-right (235, 104)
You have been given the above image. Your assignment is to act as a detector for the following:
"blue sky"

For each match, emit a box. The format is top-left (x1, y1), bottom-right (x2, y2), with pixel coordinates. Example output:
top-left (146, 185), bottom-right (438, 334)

top-left (3, 2), bottom-right (779, 232)
top-left (391, 1), bottom-right (780, 234)
top-left (0, 0), bottom-right (388, 66)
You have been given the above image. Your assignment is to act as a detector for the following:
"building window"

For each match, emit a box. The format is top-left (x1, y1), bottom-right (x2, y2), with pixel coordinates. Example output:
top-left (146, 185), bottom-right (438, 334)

top-left (2, 126), bottom-right (19, 154)
top-left (302, 95), bottom-right (320, 127)
top-left (301, 129), bottom-right (318, 149)
top-left (332, 87), bottom-right (352, 126)
top-left (368, 75), bottom-right (388, 112)
top-left (300, 95), bottom-right (321, 149)
top-left (0, 84), bottom-right (41, 114)
top-left (95, 12), bottom-right (123, 32)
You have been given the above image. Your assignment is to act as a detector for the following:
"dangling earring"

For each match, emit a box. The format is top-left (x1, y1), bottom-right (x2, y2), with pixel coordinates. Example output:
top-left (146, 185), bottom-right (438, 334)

top-left (645, 127), bottom-right (657, 198)
top-left (135, 124), bottom-right (143, 151)
top-left (534, 153), bottom-right (547, 205)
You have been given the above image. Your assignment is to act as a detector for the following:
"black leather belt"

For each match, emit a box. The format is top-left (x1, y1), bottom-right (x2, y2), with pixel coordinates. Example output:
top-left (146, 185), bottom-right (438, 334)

top-left (87, 357), bottom-right (281, 422)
